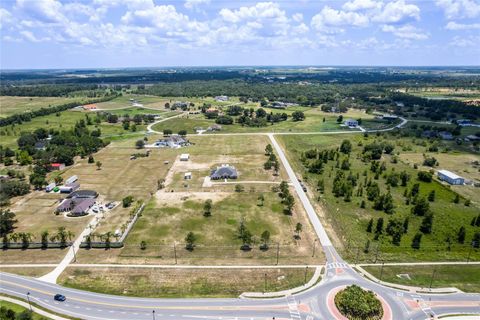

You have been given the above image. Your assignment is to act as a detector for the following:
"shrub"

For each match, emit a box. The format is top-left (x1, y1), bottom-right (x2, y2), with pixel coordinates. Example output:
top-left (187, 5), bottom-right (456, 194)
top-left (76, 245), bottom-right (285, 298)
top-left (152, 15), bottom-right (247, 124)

top-left (335, 285), bottom-right (383, 320)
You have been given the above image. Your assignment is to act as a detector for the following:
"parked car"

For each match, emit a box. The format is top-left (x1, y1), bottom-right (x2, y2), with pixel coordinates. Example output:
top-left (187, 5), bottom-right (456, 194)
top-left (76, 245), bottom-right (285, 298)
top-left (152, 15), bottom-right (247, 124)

top-left (54, 294), bottom-right (66, 302)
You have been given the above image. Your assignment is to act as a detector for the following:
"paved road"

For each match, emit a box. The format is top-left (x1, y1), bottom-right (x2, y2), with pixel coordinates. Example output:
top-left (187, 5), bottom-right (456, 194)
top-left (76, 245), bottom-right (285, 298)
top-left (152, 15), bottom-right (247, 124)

top-left (2, 116), bottom-right (479, 319)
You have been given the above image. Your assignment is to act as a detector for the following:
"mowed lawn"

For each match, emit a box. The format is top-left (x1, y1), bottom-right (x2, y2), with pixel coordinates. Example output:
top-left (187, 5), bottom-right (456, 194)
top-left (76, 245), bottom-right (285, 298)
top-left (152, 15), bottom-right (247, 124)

top-left (0, 96), bottom-right (83, 117)
top-left (278, 133), bottom-right (480, 263)
top-left (363, 265), bottom-right (480, 293)
top-left (59, 267), bottom-right (315, 298)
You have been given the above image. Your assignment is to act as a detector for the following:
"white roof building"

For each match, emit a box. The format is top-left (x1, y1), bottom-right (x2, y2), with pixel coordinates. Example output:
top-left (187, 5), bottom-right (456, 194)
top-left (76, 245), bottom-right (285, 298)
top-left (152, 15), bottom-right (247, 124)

top-left (180, 154), bottom-right (190, 161)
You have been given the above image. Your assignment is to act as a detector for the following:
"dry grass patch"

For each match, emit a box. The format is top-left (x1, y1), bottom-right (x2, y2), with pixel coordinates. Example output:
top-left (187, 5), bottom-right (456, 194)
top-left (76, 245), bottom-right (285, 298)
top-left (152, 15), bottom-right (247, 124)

top-left (59, 267), bottom-right (316, 298)
top-left (0, 267), bottom-right (53, 277)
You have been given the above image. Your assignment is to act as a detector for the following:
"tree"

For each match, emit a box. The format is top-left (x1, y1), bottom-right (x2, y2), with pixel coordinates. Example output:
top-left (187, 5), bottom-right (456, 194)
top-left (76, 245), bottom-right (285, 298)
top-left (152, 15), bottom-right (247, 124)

top-left (260, 230), bottom-right (270, 250)
top-left (292, 111), bottom-right (305, 121)
top-left (473, 232), bottom-right (480, 248)
top-left (383, 192), bottom-right (395, 214)
top-left (457, 226), bottom-right (466, 244)
top-left (203, 199), bottom-right (212, 217)
top-left (135, 139), bottom-right (145, 149)
top-left (364, 239), bottom-right (370, 253)
top-left (453, 194), bottom-right (460, 204)
top-left (185, 232), bottom-right (196, 250)
top-left (122, 196), bottom-right (134, 208)
top-left (420, 212), bottom-right (433, 234)
top-left (386, 218), bottom-right (403, 245)
top-left (403, 217), bottom-right (409, 233)
top-left (335, 285), bottom-right (382, 319)
top-left (41, 230), bottom-right (49, 249)
top-left (294, 222), bottom-right (303, 239)
top-left (257, 194), bottom-right (265, 207)
top-left (237, 220), bottom-right (252, 250)
top-left (284, 194), bottom-right (295, 214)
top-left (412, 197), bottom-right (429, 216)
top-left (411, 233), bottom-right (422, 249)
top-left (366, 218), bottom-right (373, 233)
top-left (88, 155), bottom-right (95, 163)
top-left (340, 139), bottom-right (352, 154)
top-left (216, 115), bottom-right (233, 125)
top-left (0, 209), bottom-right (17, 237)
top-left (428, 190), bottom-right (435, 202)
top-left (336, 115), bottom-right (343, 123)
top-left (375, 217), bottom-right (384, 236)
top-left (279, 181), bottom-right (289, 199)
top-left (265, 144), bottom-right (273, 156)
top-left (178, 130), bottom-right (188, 137)
top-left (163, 129), bottom-right (172, 136)
top-left (96, 161), bottom-right (102, 170)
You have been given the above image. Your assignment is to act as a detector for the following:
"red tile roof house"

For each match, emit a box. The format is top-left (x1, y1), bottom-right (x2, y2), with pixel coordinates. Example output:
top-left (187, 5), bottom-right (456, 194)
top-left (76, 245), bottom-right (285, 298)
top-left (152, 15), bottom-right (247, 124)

top-left (49, 163), bottom-right (65, 171)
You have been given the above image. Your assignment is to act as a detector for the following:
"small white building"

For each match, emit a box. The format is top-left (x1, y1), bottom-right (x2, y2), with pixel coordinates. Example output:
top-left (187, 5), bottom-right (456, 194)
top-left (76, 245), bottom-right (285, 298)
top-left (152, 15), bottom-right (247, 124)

top-left (180, 154), bottom-right (190, 161)
top-left (344, 119), bottom-right (358, 128)
top-left (65, 175), bottom-right (78, 185)
top-left (214, 95), bottom-right (229, 102)
top-left (184, 172), bottom-right (192, 180)
top-left (437, 170), bottom-right (464, 185)
top-left (46, 183), bottom-right (56, 192)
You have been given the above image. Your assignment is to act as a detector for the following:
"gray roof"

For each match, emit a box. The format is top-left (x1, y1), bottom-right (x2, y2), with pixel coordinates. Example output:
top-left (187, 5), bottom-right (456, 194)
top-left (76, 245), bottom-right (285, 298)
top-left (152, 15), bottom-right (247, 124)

top-left (210, 165), bottom-right (238, 179)
top-left (57, 199), bottom-right (73, 211)
top-left (67, 190), bottom-right (98, 199)
top-left (71, 198), bottom-right (95, 215)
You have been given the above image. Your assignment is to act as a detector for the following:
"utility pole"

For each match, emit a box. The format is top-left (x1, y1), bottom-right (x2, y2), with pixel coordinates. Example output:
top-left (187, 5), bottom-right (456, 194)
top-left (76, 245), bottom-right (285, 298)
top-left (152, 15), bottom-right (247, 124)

top-left (173, 242), bottom-right (177, 264)
top-left (304, 266), bottom-right (309, 285)
top-left (355, 247), bottom-right (360, 265)
top-left (312, 239), bottom-right (317, 257)
top-left (379, 262), bottom-right (385, 282)
top-left (276, 243), bottom-right (279, 265)
top-left (264, 273), bottom-right (267, 293)
top-left (429, 267), bottom-right (436, 290)
top-left (26, 292), bottom-right (32, 312)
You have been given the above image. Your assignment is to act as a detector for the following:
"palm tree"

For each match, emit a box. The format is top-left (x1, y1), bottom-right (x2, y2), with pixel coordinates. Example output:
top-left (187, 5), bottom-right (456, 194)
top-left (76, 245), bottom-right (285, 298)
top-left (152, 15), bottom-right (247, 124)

top-left (19, 232), bottom-right (32, 249)
top-left (41, 230), bottom-right (49, 249)
top-left (9, 233), bottom-right (19, 243)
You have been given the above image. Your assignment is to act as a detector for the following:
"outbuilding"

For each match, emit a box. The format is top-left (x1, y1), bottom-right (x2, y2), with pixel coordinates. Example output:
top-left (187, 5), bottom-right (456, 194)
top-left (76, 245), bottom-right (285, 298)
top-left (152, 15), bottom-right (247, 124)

top-left (180, 154), bottom-right (190, 161)
top-left (65, 175), bottom-right (78, 184)
top-left (344, 119), bottom-right (358, 128)
top-left (184, 172), bottom-right (192, 180)
top-left (437, 170), bottom-right (464, 185)
top-left (46, 183), bottom-right (56, 192)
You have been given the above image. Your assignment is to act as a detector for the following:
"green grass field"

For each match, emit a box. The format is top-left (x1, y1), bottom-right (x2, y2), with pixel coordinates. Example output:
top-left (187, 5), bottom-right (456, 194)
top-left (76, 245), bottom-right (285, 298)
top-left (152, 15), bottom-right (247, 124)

top-left (0, 96), bottom-right (83, 117)
top-left (363, 265), bottom-right (480, 292)
top-left (278, 133), bottom-right (480, 263)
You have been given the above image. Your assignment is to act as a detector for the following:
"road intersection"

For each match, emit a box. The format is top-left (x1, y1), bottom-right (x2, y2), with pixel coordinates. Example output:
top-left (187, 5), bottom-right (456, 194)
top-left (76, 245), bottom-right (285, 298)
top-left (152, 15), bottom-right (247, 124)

top-left (2, 116), bottom-right (479, 319)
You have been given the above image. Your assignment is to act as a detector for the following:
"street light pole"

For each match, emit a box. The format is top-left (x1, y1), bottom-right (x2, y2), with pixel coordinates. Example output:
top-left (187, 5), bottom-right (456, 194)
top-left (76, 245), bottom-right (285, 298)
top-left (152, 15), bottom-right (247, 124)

top-left (379, 262), bottom-right (385, 282)
top-left (71, 245), bottom-right (77, 263)
top-left (304, 266), bottom-right (309, 285)
top-left (264, 273), bottom-right (267, 293)
top-left (26, 292), bottom-right (32, 312)
top-left (276, 243), bottom-right (279, 265)
top-left (173, 242), bottom-right (177, 264)
top-left (152, 310), bottom-right (155, 320)
top-left (429, 267), bottom-right (436, 290)
top-left (312, 239), bottom-right (317, 257)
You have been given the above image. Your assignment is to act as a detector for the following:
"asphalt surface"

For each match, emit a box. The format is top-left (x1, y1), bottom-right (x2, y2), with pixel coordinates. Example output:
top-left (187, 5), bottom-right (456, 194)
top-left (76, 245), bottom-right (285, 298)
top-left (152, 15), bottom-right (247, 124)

top-left (2, 118), bottom-right (479, 319)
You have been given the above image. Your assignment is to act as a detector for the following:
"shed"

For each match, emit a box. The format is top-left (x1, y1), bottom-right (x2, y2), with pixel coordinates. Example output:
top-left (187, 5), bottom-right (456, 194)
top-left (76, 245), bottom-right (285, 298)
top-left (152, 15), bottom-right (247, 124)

top-left (437, 170), bottom-right (464, 185)
top-left (65, 175), bottom-right (78, 184)
top-left (50, 163), bottom-right (65, 171)
top-left (46, 183), bottom-right (56, 192)
top-left (180, 154), bottom-right (190, 161)
top-left (184, 172), bottom-right (192, 180)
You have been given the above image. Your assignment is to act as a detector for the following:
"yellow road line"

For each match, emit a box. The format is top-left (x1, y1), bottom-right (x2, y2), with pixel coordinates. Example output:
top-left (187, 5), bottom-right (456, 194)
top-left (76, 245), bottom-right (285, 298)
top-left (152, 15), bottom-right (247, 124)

top-left (0, 280), bottom-right (286, 311)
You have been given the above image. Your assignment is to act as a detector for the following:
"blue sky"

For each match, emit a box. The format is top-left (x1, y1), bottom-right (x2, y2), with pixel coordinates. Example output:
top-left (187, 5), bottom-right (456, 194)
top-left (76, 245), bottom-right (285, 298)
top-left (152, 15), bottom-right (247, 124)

top-left (1, 0), bottom-right (479, 69)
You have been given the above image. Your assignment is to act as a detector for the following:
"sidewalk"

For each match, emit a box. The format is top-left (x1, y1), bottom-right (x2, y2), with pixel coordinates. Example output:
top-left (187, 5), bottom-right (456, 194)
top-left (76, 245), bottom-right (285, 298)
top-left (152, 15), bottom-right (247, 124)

top-left (0, 295), bottom-right (70, 320)
top-left (240, 266), bottom-right (323, 298)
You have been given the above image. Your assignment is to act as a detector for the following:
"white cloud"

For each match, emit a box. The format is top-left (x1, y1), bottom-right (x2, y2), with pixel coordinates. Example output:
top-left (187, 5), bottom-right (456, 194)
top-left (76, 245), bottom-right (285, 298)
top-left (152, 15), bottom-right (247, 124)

top-left (292, 13), bottom-right (303, 22)
top-left (184, 0), bottom-right (210, 10)
top-left (445, 21), bottom-right (480, 29)
top-left (0, 8), bottom-right (13, 28)
top-left (435, 0), bottom-right (480, 19)
top-left (219, 2), bottom-right (288, 24)
top-left (450, 35), bottom-right (480, 47)
top-left (343, 0), bottom-right (383, 11)
top-left (373, 0), bottom-right (420, 23)
top-left (311, 6), bottom-right (369, 33)
top-left (382, 24), bottom-right (429, 40)
top-left (15, 0), bottom-right (66, 23)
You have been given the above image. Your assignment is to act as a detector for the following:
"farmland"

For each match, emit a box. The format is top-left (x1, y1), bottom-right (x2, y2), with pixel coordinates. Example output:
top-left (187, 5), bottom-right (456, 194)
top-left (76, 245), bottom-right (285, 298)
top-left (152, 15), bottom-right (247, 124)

top-left (0, 96), bottom-right (84, 117)
top-left (277, 133), bottom-right (480, 263)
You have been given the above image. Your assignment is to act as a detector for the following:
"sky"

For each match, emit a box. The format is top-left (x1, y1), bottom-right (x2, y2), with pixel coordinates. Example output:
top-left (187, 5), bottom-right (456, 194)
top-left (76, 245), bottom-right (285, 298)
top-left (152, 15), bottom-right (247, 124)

top-left (0, 0), bottom-right (479, 69)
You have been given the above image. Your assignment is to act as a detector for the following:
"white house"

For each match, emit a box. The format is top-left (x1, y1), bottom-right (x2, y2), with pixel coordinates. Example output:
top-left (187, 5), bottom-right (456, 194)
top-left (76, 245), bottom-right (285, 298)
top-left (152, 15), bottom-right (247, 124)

top-left (344, 119), bottom-right (358, 128)
top-left (437, 170), bottom-right (464, 185)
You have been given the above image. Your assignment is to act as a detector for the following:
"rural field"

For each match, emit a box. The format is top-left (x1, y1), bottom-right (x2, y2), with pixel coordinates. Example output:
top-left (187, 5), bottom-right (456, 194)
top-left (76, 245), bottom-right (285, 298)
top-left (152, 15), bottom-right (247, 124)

top-left (59, 267), bottom-right (315, 298)
top-left (362, 264), bottom-right (480, 293)
top-left (76, 134), bottom-right (323, 265)
top-left (151, 107), bottom-right (378, 134)
top-left (278, 133), bottom-right (480, 263)
top-left (0, 96), bottom-right (83, 117)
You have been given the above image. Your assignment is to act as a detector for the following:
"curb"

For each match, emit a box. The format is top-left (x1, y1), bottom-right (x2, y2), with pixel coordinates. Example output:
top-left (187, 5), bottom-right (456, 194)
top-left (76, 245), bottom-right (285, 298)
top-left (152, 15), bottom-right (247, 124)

top-left (0, 295), bottom-right (70, 320)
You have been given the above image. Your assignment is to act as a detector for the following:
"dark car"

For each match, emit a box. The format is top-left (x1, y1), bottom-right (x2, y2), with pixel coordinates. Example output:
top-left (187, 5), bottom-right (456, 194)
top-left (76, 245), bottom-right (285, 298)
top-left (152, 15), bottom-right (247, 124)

top-left (54, 294), bottom-right (66, 302)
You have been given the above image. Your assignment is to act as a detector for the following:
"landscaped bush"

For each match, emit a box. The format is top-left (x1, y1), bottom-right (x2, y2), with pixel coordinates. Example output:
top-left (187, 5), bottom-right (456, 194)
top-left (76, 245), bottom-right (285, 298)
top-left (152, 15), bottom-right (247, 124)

top-left (335, 285), bottom-right (383, 320)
